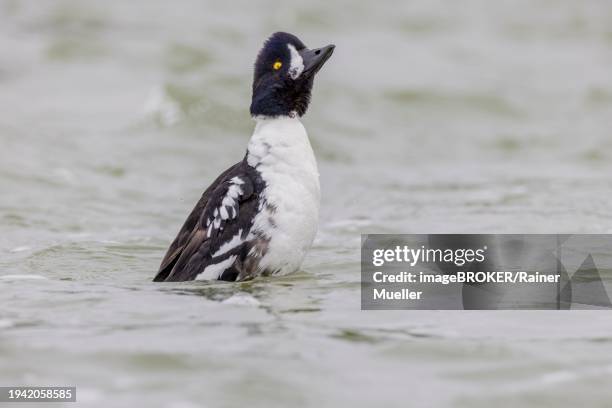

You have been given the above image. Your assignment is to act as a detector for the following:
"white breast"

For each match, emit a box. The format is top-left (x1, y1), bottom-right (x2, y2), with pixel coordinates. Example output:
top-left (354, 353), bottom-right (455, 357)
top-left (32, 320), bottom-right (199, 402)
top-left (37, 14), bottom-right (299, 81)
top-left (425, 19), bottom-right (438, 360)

top-left (247, 116), bottom-right (320, 275)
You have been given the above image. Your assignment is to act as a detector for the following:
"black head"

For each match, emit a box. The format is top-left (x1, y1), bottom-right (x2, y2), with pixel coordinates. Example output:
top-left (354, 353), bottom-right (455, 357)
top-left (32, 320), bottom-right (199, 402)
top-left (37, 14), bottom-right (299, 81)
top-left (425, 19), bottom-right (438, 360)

top-left (250, 32), bottom-right (335, 118)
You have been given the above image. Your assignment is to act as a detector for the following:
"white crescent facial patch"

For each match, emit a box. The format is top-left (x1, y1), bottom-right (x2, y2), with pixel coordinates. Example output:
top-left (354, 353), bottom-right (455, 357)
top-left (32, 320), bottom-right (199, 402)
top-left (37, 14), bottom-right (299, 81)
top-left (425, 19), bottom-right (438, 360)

top-left (287, 44), bottom-right (304, 80)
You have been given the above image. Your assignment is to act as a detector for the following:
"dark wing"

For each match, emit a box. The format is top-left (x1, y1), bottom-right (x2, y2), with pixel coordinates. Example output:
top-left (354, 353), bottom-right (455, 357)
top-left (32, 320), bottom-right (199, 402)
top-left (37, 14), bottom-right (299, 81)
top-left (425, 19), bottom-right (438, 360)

top-left (164, 173), bottom-right (255, 281)
top-left (154, 162), bottom-right (250, 282)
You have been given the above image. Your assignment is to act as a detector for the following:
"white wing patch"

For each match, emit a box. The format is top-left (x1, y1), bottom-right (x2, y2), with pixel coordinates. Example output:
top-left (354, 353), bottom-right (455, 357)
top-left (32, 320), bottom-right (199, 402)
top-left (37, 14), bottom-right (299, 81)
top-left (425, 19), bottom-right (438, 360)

top-left (195, 255), bottom-right (237, 280)
top-left (206, 177), bottom-right (245, 238)
top-left (212, 229), bottom-right (244, 257)
top-left (287, 44), bottom-right (304, 80)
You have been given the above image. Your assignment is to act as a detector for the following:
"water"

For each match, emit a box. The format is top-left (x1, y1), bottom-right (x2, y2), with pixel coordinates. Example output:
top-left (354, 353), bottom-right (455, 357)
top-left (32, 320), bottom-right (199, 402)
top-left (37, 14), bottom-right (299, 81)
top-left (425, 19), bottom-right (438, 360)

top-left (2, 0), bottom-right (612, 406)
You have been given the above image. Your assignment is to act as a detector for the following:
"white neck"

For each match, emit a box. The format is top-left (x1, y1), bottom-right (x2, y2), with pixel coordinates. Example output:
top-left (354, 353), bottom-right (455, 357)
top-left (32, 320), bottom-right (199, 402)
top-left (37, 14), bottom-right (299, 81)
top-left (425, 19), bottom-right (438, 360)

top-left (246, 115), bottom-right (316, 170)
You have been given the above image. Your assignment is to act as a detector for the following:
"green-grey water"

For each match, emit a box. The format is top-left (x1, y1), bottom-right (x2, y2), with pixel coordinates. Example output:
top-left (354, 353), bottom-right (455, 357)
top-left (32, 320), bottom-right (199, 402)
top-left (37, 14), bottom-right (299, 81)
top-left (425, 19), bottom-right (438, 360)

top-left (2, 1), bottom-right (612, 407)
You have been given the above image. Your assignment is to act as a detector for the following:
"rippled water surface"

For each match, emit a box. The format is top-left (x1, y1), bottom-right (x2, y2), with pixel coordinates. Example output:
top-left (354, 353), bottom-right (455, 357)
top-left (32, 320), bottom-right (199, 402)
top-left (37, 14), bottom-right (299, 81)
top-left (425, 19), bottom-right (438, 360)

top-left (2, 1), bottom-right (612, 407)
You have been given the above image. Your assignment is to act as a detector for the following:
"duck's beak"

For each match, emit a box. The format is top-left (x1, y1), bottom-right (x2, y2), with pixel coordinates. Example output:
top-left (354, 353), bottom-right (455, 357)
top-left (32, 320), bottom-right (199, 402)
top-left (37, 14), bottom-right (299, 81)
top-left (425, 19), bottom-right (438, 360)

top-left (300, 44), bottom-right (335, 77)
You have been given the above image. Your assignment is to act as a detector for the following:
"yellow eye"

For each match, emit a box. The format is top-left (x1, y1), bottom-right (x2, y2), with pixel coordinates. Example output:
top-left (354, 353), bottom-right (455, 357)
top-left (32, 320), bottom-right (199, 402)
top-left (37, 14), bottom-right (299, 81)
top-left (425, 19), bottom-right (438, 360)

top-left (273, 61), bottom-right (282, 70)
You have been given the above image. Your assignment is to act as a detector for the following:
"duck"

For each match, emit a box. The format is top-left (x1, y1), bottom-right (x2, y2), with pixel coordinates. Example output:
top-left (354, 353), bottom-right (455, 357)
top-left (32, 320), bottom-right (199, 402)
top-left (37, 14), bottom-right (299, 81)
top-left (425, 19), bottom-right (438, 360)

top-left (154, 32), bottom-right (335, 282)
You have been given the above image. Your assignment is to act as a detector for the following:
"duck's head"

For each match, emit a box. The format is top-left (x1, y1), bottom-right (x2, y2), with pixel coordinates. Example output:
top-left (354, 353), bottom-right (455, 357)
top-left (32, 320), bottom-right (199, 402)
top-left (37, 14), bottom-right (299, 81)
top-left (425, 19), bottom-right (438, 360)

top-left (250, 32), bottom-right (335, 118)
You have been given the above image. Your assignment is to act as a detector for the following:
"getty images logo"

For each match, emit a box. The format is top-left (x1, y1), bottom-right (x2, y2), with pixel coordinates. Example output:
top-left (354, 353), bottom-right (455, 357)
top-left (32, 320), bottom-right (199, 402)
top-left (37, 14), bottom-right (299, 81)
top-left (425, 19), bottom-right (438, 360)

top-left (361, 234), bottom-right (612, 310)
